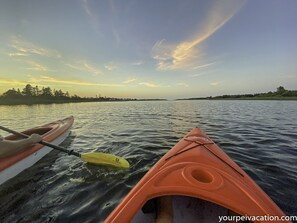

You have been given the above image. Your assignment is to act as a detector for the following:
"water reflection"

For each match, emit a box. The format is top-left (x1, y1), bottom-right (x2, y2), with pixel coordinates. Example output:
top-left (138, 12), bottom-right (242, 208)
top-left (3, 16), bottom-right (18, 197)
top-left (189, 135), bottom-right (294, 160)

top-left (0, 100), bottom-right (296, 222)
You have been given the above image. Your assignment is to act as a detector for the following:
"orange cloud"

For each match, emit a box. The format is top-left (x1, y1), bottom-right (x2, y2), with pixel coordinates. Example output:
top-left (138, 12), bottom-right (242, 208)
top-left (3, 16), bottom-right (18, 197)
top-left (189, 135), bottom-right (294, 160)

top-left (152, 0), bottom-right (245, 71)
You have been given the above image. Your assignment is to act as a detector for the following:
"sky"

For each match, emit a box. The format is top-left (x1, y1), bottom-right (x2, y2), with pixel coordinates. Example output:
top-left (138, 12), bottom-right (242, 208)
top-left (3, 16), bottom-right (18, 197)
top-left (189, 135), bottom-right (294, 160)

top-left (0, 0), bottom-right (296, 99)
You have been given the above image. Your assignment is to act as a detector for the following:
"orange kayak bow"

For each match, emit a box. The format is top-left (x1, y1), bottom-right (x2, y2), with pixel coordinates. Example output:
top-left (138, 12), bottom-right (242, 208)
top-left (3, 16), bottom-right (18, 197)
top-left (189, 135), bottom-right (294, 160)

top-left (105, 128), bottom-right (290, 223)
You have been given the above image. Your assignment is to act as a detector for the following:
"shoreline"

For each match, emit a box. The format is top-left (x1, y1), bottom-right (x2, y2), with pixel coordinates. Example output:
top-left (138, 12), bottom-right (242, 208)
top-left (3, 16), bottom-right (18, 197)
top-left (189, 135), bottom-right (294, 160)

top-left (177, 97), bottom-right (297, 101)
top-left (1, 97), bottom-right (297, 105)
top-left (2, 85), bottom-right (296, 105)
top-left (0, 98), bottom-right (167, 106)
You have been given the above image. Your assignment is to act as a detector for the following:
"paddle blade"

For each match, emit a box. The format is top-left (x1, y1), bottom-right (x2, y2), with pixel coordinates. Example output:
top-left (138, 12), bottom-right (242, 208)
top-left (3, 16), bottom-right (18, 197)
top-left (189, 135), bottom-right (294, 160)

top-left (81, 152), bottom-right (130, 169)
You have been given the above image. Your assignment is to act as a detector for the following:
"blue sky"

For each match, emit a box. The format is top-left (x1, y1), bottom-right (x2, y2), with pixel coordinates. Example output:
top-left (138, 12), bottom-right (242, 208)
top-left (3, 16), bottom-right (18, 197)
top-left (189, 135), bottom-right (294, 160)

top-left (0, 0), bottom-right (296, 98)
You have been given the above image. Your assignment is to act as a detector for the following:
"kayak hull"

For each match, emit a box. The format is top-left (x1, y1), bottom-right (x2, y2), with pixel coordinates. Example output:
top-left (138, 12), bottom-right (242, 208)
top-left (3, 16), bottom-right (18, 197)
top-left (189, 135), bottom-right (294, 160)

top-left (105, 128), bottom-right (290, 223)
top-left (0, 116), bottom-right (74, 185)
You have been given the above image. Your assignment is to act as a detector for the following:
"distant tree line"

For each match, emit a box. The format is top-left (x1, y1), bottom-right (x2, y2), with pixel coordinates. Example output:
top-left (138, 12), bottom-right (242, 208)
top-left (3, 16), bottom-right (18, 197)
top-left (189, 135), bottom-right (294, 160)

top-left (1, 84), bottom-right (74, 99)
top-left (178, 86), bottom-right (297, 101)
top-left (209, 86), bottom-right (297, 99)
top-left (0, 84), bottom-right (137, 105)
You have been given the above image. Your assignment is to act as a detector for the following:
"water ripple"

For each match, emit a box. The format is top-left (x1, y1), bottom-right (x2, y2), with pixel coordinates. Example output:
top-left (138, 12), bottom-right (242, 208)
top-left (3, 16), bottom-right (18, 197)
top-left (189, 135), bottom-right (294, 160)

top-left (0, 100), bottom-right (296, 222)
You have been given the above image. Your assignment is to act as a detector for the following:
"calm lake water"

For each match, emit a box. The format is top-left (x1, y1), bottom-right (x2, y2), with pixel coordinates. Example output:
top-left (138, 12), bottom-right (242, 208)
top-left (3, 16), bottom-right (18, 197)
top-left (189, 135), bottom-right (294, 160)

top-left (0, 100), bottom-right (296, 222)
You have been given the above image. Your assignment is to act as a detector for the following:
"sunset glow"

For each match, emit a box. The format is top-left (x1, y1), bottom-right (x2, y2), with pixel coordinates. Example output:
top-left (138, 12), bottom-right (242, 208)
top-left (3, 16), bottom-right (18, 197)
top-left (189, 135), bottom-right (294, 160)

top-left (0, 0), bottom-right (296, 98)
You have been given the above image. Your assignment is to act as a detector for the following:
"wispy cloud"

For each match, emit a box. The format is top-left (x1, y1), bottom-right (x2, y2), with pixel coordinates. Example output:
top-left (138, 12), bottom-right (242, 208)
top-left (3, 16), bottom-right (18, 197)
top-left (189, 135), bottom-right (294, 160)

top-left (82, 0), bottom-right (93, 18)
top-left (8, 52), bottom-right (28, 57)
top-left (190, 68), bottom-right (217, 77)
top-left (210, 81), bottom-right (220, 86)
top-left (0, 75), bottom-right (124, 88)
top-left (24, 60), bottom-right (48, 72)
top-left (82, 0), bottom-right (122, 43)
top-left (8, 57), bottom-right (50, 73)
top-left (131, 60), bottom-right (143, 66)
top-left (0, 79), bottom-right (29, 86)
top-left (7, 36), bottom-right (104, 76)
top-left (278, 73), bottom-right (297, 79)
top-left (189, 62), bottom-right (219, 77)
top-left (176, 83), bottom-right (189, 87)
top-left (123, 78), bottom-right (137, 84)
top-left (82, 0), bottom-right (100, 34)
top-left (36, 76), bottom-right (123, 87)
top-left (65, 60), bottom-right (102, 75)
top-left (138, 82), bottom-right (160, 88)
top-left (6, 36), bottom-right (61, 72)
top-left (83, 61), bottom-right (102, 75)
top-left (8, 36), bottom-right (61, 59)
top-left (192, 62), bottom-right (217, 70)
top-left (104, 62), bottom-right (117, 71)
top-left (152, 0), bottom-right (244, 71)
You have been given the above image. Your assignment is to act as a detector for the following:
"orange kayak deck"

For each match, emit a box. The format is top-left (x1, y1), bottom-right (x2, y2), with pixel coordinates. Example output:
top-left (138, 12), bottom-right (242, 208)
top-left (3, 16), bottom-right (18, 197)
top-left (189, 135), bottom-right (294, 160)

top-left (105, 128), bottom-right (289, 223)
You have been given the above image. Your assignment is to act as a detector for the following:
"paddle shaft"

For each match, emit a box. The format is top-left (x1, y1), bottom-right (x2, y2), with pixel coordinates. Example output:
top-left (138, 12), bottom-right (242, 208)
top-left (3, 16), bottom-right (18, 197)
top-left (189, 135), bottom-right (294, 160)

top-left (0, 125), bottom-right (81, 157)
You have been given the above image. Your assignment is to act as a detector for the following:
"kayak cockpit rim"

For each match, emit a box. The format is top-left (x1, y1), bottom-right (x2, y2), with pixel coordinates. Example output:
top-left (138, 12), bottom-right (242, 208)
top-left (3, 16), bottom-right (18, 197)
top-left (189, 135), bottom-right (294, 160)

top-left (4, 127), bottom-right (53, 140)
top-left (131, 195), bottom-right (250, 223)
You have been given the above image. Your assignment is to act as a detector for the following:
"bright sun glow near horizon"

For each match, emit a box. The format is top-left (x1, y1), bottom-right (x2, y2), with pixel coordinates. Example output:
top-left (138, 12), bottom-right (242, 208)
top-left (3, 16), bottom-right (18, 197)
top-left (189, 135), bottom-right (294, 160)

top-left (0, 0), bottom-right (296, 99)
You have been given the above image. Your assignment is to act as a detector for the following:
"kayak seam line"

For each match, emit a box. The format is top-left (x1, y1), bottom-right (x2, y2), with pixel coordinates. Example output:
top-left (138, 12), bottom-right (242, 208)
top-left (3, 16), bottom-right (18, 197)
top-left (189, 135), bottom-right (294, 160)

top-left (197, 142), bottom-right (245, 177)
top-left (164, 142), bottom-right (213, 161)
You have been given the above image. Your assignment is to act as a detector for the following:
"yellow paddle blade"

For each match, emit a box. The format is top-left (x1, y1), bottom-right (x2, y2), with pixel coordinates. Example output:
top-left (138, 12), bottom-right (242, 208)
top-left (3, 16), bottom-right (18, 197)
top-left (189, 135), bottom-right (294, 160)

top-left (81, 152), bottom-right (130, 169)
